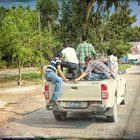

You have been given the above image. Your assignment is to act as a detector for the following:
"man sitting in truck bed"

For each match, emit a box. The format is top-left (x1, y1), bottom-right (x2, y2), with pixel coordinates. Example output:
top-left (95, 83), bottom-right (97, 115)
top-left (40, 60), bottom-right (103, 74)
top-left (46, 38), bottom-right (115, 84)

top-left (75, 57), bottom-right (114, 81)
top-left (45, 52), bottom-right (69, 105)
top-left (106, 48), bottom-right (118, 78)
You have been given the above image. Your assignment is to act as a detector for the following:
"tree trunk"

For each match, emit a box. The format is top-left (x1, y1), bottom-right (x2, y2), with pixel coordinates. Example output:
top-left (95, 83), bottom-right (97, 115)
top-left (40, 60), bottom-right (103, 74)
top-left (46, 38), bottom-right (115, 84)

top-left (40, 65), bottom-right (45, 83)
top-left (48, 20), bottom-right (52, 33)
top-left (82, 0), bottom-right (95, 34)
top-left (18, 59), bottom-right (22, 86)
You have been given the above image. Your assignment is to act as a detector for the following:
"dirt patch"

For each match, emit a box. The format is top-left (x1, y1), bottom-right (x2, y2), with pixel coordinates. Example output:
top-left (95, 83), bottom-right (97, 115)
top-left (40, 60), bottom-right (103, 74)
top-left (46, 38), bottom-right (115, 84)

top-left (0, 67), bottom-right (46, 127)
top-left (0, 79), bottom-right (41, 88)
top-left (0, 89), bottom-right (45, 127)
top-left (0, 77), bottom-right (45, 127)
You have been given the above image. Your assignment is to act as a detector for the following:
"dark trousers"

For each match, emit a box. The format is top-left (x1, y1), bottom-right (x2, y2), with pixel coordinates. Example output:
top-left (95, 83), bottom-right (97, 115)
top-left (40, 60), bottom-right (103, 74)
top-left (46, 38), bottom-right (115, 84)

top-left (61, 61), bottom-right (78, 79)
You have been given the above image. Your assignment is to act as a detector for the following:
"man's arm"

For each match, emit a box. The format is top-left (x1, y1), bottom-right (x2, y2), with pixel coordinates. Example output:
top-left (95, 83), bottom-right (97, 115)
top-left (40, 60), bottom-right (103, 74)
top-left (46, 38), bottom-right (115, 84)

top-left (76, 45), bottom-right (80, 58)
top-left (57, 65), bottom-right (69, 82)
top-left (74, 72), bottom-right (87, 82)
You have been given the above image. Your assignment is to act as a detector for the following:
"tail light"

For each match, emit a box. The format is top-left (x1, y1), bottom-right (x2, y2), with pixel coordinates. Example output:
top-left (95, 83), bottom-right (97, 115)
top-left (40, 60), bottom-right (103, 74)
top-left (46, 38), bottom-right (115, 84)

top-left (101, 84), bottom-right (108, 99)
top-left (44, 83), bottom-right (50, 99)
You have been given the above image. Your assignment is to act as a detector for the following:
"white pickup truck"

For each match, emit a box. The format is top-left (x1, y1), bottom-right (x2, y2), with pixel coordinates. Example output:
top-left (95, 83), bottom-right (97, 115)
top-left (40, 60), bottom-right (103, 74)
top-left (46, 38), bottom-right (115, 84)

top-left (43, 73), bottom-right (126, 122)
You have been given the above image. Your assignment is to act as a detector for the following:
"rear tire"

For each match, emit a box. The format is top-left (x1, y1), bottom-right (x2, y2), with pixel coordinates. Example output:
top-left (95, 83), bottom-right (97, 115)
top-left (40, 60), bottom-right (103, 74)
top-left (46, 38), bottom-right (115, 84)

top-left (53, 110), bottom-right (67, 121)
top-left (121, 84), bottom-right (127, 105)
top-left (121, 97), bottom-right (126, 105)
top-left (106, 97), bottom-right (117, 122)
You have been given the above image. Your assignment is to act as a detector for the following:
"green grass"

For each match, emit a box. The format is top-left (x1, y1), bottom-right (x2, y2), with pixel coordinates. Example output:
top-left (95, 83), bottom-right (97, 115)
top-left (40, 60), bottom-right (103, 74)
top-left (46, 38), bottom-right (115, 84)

top-left (22, 72), bottom-right (41, 82)
top-left (119, 64), bottom-right (131, 71)
top-left (1, 72), bottom-right (42, 82)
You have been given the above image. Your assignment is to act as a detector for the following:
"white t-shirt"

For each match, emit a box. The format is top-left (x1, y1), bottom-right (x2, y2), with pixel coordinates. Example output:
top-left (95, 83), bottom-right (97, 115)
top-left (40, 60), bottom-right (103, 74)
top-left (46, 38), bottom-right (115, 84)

top-left (107, 55), bottom-right (118, 77)
top-left (62, 47), bottom-right (79, 64)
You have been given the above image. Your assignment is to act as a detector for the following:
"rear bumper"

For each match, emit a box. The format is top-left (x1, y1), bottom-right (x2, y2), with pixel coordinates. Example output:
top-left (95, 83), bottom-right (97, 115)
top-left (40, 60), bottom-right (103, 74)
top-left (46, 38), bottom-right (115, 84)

top-left (46, 103), bottom-right (107, 113)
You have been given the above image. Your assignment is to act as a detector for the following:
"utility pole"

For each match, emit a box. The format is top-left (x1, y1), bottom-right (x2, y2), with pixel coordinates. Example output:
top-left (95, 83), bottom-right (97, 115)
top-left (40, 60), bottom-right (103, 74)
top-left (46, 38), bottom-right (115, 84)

top-left (38, 9), bottom-right (44, 82)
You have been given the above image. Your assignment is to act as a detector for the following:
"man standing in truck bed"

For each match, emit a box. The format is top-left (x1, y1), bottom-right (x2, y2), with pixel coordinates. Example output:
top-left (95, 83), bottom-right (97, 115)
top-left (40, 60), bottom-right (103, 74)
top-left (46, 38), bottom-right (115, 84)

top-left (76, 35), bottom-right (96, 74)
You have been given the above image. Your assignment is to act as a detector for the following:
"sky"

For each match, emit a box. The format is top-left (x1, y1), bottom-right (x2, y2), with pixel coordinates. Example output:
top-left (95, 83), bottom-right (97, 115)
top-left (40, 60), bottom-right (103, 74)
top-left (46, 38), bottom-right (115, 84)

top-left (129, 1), bottom-right (140, 26)
top-left (0, 0), bottom-right (37, 9)
top-left (0, 0), bottom-right (140, 26)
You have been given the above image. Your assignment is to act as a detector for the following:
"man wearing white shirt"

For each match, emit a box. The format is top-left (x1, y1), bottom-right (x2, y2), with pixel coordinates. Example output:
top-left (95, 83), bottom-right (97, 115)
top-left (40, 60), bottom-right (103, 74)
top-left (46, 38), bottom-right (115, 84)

top-left (106, 49), bottom-right (118, 78)
top-left (61, 43), bottom-right (79, 79)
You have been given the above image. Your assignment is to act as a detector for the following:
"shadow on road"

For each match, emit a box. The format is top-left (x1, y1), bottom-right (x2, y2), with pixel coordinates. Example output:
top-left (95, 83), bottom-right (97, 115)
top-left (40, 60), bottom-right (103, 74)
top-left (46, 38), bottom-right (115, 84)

top-left (16, 107), bottom-right (107, 129)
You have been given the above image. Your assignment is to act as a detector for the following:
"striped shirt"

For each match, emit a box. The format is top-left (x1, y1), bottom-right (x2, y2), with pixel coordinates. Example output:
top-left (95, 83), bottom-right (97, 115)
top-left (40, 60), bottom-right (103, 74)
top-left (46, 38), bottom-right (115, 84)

top-left (76, 41), bottom-right (96, 64)
top-left (85, 60), bottom-right (112, 78)
top-left (46, 57), bottom-right (61, 72)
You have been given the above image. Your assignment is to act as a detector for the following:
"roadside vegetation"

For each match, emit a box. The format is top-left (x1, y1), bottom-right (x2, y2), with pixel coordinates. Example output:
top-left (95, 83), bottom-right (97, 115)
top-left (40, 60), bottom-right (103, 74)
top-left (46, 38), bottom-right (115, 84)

top-left (0, 64), bottom-right (131, 87)
top-left (119, 64), bottom-right (131, 71)
top-left (0, 0), bottom-right (140, 85)
top-left (0, 72), bottom-right (41, 82)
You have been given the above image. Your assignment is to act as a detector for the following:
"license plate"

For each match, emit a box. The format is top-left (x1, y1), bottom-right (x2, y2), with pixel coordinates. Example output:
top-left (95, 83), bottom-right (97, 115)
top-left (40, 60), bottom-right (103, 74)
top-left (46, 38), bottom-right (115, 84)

top-left (61, 102), bottom-right (88, 108)
top-left (69, 102), bottom-right (81, 108)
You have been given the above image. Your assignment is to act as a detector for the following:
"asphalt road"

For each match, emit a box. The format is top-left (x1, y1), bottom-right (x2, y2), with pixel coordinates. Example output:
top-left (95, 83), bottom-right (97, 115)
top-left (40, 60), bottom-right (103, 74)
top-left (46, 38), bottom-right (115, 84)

top-left (0, 66), bottom-right (140, 139)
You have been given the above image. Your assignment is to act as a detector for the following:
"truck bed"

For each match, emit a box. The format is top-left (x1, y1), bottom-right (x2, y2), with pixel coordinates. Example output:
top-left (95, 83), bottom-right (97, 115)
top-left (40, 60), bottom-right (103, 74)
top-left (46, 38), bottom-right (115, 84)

top-left (48, 79), bottom-right (115, 101)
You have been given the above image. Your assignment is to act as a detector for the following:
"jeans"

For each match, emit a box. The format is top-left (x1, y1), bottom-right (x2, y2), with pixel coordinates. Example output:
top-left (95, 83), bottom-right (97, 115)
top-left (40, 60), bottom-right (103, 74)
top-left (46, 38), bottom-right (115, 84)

top-left (87, 73), bottom-right (108, 80)
top-left (61, 61), bottom-right (78, 79)
top-left (46, 71), bottom-right (63, 101)
top-left (79, 63), bottom-right (86, 74)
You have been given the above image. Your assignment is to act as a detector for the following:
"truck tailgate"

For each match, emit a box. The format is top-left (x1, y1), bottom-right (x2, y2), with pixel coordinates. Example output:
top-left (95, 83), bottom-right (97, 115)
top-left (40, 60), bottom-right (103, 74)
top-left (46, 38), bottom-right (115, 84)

top-left (59, 81), bottom-right (102, 101)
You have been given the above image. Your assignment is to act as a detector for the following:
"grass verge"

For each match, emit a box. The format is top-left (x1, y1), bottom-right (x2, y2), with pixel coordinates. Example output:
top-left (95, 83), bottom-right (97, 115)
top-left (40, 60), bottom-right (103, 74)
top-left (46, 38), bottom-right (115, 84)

top-left (119, 64), bottom-right (131, 71)
top-left (0, 72), bottom-right (42, 83)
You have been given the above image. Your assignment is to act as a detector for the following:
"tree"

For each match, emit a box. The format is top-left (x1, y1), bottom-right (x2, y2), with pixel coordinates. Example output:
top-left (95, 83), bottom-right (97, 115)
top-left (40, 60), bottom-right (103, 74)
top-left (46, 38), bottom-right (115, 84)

top-left (0, 7), bottom-right (10, 67)
top-left (37, 0), bottom-right (59, 32)
top-left (59, 0), bottom-right (85, 44)
top-left (0, 6), bottom-right (61, 84)
top-left (0, 6), bottom-right (8, 26)
top-left (30, 29), bottom-right (60, 80)
top-left (100, 8), bottom-right (136, 57)
top-left (79, 0), bottom-right (140, 34)
top-left (125, 27), bottom-right (140, 42)
top-left (1, 6), bottom-right (38, 85)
